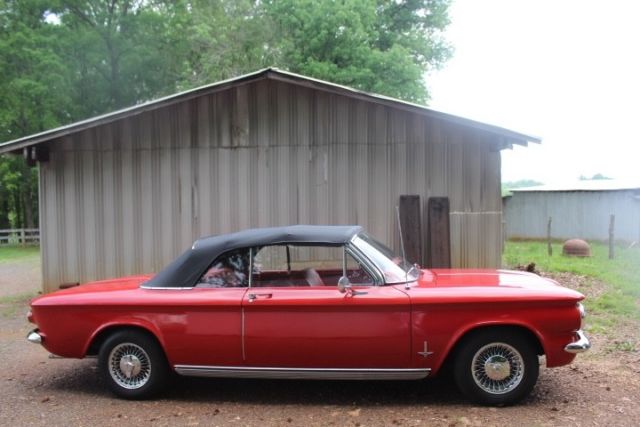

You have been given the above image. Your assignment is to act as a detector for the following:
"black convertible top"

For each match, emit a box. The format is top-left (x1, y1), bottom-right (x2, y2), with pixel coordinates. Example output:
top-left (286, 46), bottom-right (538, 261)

top-left (143, 225), bottom-right (363, 288)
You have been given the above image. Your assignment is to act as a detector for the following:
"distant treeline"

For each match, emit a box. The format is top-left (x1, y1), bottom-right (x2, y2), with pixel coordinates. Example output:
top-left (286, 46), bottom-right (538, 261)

top-left (0, 0), bottom-right (452, 229)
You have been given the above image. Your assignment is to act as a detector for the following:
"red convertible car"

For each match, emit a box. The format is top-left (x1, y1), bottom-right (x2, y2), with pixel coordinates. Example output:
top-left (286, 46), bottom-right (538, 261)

top-left (27, 225), bottom-right (590, 405)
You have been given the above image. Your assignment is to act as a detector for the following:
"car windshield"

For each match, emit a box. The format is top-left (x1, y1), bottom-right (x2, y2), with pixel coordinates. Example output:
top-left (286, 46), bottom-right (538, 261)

top-left (351, 233), bottom-right (420, 284)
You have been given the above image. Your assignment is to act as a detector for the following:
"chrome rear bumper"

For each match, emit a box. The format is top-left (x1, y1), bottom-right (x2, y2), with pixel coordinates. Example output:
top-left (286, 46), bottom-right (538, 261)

top-left (564, 329), bottom-right (591, 353)
top-left (27, 329), bottom-right (43, 344)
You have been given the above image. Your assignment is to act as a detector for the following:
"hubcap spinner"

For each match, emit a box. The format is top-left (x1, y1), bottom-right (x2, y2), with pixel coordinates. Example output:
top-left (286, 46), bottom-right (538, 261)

top-left (119, 354), bottom-right (142, 378)
top-left (483, 355), bottom-right (511, 381)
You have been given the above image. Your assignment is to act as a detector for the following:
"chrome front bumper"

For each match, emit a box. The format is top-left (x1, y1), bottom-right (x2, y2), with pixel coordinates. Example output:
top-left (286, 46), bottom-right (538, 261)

top-left (564, 329), bottom-right (591, 353)
top-left (27, 329), bottom-right (43, 344)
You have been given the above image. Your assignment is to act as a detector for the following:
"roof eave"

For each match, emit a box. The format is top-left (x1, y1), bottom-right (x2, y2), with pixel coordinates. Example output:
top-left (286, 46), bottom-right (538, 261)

top-left (0, 68), bottom-right (273, 155)
top-left (265, 68), bottom-right (541, 148)
top-left (0, 67), bottom-right (540, 154)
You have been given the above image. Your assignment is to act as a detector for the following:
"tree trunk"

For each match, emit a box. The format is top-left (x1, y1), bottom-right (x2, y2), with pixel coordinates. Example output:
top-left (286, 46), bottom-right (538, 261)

top-left (23, 182), bottom-right (35, 229)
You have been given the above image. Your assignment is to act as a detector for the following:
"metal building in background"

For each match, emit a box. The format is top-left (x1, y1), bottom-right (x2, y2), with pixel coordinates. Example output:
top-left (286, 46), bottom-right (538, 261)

top-left (0, 68), bottom-right (539, 292)
top-left (504, 181), bottom-right (640, 242)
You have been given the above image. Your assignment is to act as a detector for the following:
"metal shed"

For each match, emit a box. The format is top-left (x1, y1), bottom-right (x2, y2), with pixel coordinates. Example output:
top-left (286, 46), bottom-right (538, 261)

top-left (0, 68), bottom-right (539, 292)
top-left (504, 181), bottom-right (640, 242)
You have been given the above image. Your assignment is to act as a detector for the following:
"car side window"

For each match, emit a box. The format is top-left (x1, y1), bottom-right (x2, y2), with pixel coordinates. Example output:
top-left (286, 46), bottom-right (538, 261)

top-left (252, 244), bottom-right (373, 287)
top-left (196, 249), bottom-right (250, 288)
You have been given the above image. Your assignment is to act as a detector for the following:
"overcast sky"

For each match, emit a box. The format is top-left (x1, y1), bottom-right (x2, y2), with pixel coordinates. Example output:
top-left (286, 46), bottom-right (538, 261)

top-left (427, 0), bottom-right (639, 184)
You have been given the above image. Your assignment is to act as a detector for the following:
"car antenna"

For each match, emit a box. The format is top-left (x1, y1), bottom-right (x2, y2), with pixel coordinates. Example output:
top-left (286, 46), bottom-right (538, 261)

top-left (395, 205), bottom-right (411, 291)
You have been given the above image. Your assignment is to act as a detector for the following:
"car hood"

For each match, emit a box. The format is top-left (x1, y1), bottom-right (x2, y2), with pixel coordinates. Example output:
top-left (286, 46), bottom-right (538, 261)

top-left (431, 269), bottom-right (564, 288)
top-left (408, 269), bottom-right (584, 303)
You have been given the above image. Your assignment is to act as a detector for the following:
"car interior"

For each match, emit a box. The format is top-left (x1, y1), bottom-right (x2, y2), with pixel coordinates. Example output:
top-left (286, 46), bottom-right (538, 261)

top-left (196, 244), bottom-right (373, 288)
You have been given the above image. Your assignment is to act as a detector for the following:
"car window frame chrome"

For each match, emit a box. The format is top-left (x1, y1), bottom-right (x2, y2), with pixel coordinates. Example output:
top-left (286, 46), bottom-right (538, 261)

top-left (345, 239), bottom-right (385, 286)
top-left (349, 233), bottom-right (418, 286)
top-left (248, 246), bottom-right (254, 288)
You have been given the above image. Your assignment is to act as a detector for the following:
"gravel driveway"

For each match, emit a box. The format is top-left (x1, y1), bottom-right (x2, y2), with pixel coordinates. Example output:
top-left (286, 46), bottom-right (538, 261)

top-left (0, 249), bottom-right (41, 298)
top-left (1, 261), bottom-right (639, 426)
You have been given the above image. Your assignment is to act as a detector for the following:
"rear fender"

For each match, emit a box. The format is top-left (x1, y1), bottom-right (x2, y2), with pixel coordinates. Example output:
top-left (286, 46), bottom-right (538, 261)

top-left (84, 318), bottom-right (167, 358)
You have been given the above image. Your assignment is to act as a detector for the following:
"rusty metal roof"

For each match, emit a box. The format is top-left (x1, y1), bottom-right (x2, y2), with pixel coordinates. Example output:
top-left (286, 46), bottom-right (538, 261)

top-left (0, 67), bottom-right (541, 154)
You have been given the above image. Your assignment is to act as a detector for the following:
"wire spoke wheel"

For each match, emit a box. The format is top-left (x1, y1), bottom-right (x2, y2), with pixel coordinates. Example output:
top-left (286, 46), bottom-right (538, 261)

top-left (471, 342), bottom-right (524, 395)
top-left (108, 342), bottom-right (152, 390)
top-left (454, 330), bottom-right (539, 405)
top-left (99, 330), bottom-right (168, 399)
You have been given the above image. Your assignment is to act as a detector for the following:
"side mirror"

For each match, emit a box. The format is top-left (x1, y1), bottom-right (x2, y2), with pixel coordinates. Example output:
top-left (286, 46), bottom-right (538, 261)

top-left (337, 276), bottom-right (351, 294)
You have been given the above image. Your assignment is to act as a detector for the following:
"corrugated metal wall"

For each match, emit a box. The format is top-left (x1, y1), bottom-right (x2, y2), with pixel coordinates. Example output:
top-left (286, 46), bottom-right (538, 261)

top-left (504, 190), bottom-right (640, 241)
top-left (39, 78), bottom-right (504, 292)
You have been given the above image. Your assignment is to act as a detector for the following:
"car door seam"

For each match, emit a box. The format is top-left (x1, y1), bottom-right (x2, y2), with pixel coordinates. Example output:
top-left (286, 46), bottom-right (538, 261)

top-left (241, 306), bottom-right (246, 362)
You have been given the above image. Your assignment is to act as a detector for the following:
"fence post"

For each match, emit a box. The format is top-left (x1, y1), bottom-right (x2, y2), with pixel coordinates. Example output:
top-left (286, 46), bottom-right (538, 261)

top-left (21, 229), bottom-right (26, 247)
top-left (609, 214), bottom-right (615, 259)
top-left (547, 217), bottom-right (552, 256)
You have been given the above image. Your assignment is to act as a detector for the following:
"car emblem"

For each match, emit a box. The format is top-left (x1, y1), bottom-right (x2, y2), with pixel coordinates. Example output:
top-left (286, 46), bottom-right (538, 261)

top-left (418, 341), bottom-right (434, 358)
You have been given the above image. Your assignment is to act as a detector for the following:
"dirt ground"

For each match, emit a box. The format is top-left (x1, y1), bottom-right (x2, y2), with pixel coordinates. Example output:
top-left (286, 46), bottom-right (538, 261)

top-left (0, 252), bottom-right (41, 297)
top-left (1, 262), bottom-right (639, 426)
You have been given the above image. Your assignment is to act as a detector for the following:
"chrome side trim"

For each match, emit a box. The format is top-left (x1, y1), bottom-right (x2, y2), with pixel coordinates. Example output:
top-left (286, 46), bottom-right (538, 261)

top-left (174, 365), bottom-right (430, 380)
top-left (564, 330), bottom-right (591, 354)
top-left (140, 285), bottom-right (195, 290)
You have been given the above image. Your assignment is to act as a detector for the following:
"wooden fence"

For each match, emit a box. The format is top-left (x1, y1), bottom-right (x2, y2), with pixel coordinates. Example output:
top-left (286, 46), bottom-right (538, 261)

top-left (0, 228), bottom-right (40, 246)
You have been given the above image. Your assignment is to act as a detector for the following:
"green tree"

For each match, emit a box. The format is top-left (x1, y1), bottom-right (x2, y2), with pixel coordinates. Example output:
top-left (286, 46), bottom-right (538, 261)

top-left (579, 173), bottom-right (612, 181)
top-left (0, 0), bottom-right (68, 229)
top-left (178, 0), bottom-right (277, 89)
top-left (501, 179), bottom-right (544, 196)
top-left (54, 0), bottom-right (189, 115)
top-left (0, 155), bottom-right (38, 229)
top-left (263, 0), bottom-right (452, 103)
top-left (0, 0), bottom-right (72, 141)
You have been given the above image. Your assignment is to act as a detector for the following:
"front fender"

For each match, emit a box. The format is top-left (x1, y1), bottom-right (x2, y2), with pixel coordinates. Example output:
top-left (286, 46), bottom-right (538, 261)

top-left (411, 302), bottom-right (579, 374)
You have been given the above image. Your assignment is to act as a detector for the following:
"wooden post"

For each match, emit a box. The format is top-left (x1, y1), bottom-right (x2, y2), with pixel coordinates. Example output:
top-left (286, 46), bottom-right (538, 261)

top-left (426, 197), bottom-right (451, 268)
top-left (609, 214), bottom-right (615, 259)
top-left (20, 229), bottom-right (26, 247)
top-left (398, 195), bottom-right (422, 265)
top-left (547, 217), bottom-right (552, 256)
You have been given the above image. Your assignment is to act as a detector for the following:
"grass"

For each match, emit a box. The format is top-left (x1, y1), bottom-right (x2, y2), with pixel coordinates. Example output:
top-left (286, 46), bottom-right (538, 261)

top-left (503, 240), bottom-right (640, 332)
top-left (0, 245), bottom-right (40, 263)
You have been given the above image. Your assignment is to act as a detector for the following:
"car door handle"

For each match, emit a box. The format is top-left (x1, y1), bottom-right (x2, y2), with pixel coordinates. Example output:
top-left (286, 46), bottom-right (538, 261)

top-left (248, 293), bottom-right (272, 302)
